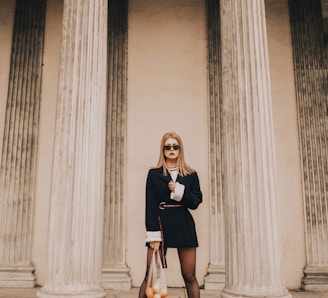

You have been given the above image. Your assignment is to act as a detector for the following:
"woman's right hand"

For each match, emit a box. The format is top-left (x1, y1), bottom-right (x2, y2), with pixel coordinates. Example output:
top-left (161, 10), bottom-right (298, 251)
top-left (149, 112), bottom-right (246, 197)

top-left (149, 241), bottom-right (160, 252)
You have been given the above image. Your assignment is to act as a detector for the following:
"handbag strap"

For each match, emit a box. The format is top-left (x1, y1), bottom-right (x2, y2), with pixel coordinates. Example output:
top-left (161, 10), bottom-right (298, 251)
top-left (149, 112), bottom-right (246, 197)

top-left (158, 216), bottom-right (167, 268)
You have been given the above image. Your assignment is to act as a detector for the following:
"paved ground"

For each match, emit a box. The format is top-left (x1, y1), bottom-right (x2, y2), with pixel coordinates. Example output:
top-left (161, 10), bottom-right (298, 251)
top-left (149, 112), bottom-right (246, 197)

top-left (0, 287), bottom-right (327, 298)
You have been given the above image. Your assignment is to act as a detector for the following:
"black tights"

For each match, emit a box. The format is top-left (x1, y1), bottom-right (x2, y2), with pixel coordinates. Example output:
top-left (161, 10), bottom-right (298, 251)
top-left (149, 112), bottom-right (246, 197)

top-left (138, 247), bottom-right (200, 298)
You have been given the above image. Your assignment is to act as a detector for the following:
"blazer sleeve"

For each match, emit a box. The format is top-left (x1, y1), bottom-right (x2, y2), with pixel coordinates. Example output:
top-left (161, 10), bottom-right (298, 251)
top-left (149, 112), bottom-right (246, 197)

top-left (180, 172), bottom-right (202, 210)
top-left (145, 170), bottom-right (161, 241)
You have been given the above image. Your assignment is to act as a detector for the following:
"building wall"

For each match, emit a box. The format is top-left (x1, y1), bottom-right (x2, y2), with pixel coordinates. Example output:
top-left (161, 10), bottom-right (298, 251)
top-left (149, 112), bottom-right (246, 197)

top-left (0, 0), bottom-right (306, 289)
top-left (126, 0), bottom-right (208, 287)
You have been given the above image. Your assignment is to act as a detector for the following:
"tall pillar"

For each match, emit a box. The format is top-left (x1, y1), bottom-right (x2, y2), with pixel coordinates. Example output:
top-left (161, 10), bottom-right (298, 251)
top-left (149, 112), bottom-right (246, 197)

top-left (204, 0), bottom-right (225, 291)
top-left (0, 0), bottom-right (46, 287)
top-left (102, 0), bottom-right (131, 290)
top-left (37, 1), bottom-right (107, 297)
top-left (289, 0), bottom-right (328, 290)
top-left (219, 1), bottom-right (291, 297)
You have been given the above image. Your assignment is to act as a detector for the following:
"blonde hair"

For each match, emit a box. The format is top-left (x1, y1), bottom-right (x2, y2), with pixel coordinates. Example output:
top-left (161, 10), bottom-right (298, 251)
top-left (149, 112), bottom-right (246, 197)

top-left (154, 132), bottom-right (194, 176)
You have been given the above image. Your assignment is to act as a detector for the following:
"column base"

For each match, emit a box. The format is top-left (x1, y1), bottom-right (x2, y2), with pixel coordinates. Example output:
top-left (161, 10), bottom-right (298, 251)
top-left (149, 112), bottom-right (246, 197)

top-left (302, 266), bottom-right (328, 291)
top-left (221, 288), bottom-right (292, 298)
top-left (102, 265), bottom-right (132, 290)
top-left (204, 264), bottom-right (225, 291)
top-left (0, 266), bottom-right (36, 288)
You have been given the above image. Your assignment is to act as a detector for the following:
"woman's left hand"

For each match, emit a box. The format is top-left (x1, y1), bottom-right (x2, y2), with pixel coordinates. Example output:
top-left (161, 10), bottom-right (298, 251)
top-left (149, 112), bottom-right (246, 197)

top-left (168, 181), bottom-right (175, 192)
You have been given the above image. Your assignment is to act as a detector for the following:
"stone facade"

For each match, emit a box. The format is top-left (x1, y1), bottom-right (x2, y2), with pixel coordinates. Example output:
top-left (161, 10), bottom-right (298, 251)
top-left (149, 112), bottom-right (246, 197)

top-left (0, 0), bottom-right (327, 296)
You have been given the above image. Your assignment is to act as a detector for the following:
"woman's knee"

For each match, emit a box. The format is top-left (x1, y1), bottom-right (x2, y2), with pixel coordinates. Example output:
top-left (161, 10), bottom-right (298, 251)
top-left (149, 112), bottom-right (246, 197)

top-left (182, 271), bottom-right (197, 284)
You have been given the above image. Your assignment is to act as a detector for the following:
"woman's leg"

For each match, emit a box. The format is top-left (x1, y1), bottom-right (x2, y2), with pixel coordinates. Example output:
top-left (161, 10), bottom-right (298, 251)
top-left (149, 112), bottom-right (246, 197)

top-left (177, 247), bottom-right (200, 298)
top-left (138, 247), bottom-right (153, 298)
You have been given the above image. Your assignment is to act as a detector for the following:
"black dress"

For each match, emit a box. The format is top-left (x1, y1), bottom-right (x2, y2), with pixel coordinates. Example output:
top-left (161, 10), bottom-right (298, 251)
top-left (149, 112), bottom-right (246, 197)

top-left (145, 167), bottom-right (202, 247)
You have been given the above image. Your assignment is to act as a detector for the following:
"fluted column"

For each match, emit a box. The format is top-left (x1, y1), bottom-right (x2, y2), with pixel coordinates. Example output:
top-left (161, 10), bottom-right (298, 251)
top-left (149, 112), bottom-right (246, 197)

top-left (220, 1), bottom-right (291, 297)
top-left (37, 1), bottom-right (107, 297)
top-left (289, 0), bottom-right (328, 290)
top-left (204, 0), bottom-right (225, 291)
top-left (0, 0), bottom-right (46, 287)
top-left (102, 0), bottom-right (131, 290)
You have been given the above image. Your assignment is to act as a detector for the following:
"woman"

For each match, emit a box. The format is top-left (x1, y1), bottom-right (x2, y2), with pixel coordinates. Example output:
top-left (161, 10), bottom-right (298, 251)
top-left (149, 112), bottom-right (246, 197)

top-left (139, 132), bottom-right (202, 298)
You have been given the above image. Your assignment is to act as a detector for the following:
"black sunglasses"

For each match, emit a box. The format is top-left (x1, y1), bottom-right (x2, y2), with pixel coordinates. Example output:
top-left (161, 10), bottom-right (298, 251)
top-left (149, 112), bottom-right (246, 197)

top-left (163, 145), bottom-right (180, 151)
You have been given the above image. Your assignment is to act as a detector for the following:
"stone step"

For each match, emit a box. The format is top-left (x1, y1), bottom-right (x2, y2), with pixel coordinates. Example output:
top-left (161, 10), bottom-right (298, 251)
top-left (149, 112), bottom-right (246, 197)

top-left (0, 287), bottom-right (326, 298)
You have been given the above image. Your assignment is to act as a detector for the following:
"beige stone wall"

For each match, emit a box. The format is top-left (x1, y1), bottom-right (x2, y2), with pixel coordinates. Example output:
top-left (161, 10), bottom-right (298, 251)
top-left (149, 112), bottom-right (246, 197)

top-left (0, 0), bottom-right (305, 290)
top-left (126, 0), bottom-right (208, 287)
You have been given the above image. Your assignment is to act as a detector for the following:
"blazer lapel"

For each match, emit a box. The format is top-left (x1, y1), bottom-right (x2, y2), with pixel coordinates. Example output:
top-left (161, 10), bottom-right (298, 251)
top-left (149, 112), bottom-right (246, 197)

top-left (176, 175), bottom-right (187, 184)
top-left (159, 173), bottom-right (171, 182)
top-left (155, 167), bottom-right (171, 182)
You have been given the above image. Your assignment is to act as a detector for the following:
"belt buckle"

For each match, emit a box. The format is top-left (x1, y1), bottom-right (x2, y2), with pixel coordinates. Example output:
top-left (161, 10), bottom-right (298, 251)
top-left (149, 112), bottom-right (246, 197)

top-left (159, 202), bottom-right (166, 210)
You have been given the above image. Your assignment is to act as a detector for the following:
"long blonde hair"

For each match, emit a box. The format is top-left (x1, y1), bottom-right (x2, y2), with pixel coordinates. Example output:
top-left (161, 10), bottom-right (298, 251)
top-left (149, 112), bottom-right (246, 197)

top-left (154, 132), bottom-right (194, 176)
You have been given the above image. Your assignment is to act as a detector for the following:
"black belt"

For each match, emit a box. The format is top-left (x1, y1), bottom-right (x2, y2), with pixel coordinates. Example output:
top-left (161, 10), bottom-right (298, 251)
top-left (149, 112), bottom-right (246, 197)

top-left (159, 202), bottom-right (183, 210)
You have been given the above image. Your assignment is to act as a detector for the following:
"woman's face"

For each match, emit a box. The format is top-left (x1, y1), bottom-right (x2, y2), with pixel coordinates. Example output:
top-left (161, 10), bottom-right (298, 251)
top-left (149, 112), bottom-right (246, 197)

top-left (163, 137), bottom-right (180, 161)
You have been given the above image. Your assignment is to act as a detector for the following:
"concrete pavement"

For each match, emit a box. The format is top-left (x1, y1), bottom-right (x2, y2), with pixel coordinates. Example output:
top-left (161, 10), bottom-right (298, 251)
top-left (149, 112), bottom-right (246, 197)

top-left (0, 287), bottom-right (327, 298)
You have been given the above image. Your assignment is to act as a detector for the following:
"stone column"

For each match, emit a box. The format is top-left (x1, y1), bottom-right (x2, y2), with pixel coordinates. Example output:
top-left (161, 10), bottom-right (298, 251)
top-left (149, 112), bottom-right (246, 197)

top-left (289, 0), bottom-right (328, 290)
top-left (0, 0), bottom-right (46, 287)
top-left (204, 0), bottom-right (225, 291)
top-left (102, 0), bottom-right (131, 290)
top-left (37, 1), bottom-right (107, 297)
top-left (219, 1), bottom-right (291, 297)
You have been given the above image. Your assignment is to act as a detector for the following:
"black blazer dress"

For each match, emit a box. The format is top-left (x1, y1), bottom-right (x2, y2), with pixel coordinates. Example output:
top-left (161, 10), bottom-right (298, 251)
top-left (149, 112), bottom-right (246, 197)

top-left (145, 167), bottom-right (202, 248)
